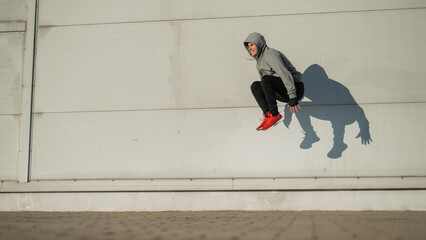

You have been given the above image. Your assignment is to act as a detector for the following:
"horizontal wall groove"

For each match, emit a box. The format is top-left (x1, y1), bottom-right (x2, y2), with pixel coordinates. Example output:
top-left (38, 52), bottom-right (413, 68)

top-left (32, 101), bottom-right (426, 115)
top-left (0, 30), bottom-right (25, 33)
top-left (2, 189), bottom-right (426, 194)
top-left (27, 176), bottom-right (426, 181)
top-left (0, 113), bottom-right (21, 117)
top-left (2, 176), bottom-right (426, 193)
top-left (0, 20), bottom-right (27, 32)
top-left (38, 6), bottom-right (426, 28)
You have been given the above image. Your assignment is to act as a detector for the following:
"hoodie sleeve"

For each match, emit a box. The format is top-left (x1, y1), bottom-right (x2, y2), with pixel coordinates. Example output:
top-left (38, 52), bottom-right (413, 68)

top-left (265, 51), bottom-right (297, 99)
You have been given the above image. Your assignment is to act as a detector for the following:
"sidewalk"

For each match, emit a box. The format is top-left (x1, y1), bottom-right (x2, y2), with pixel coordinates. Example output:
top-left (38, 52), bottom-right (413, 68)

top-left (0, 211), bottom-right (425, 240)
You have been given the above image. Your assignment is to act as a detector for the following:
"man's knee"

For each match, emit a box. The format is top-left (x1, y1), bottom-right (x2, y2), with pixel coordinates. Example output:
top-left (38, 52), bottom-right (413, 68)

top-left (251, 81), bottom-right (261, 92)
top-left (260, 75), bottom-right (272, 84)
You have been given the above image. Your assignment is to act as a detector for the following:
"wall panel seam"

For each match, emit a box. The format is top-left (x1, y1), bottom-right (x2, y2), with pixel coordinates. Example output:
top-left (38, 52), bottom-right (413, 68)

top-left (37, 7), bottom-right (426, 28)
top-left (0, 114), bottom-right (21, 117)
top-left (28, 176), bottom-right (426, 181)
top-left (31, 101), bottom-right (426, 115)
top-left (27, 0), bottom-right (39, 182)
top-left (0, 30), bottom-right (26, 33)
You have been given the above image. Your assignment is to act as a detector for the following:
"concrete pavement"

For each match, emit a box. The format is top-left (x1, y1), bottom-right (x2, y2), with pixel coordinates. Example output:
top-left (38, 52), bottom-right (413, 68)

top-left (0, 211), bottom-right (425, 240)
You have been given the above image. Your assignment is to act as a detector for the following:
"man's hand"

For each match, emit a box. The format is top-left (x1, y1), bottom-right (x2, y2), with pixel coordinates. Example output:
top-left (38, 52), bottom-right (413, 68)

top-left (289, 104), bottom-right (301, 113)
top-left (288, 98), bottom-right (301, 113)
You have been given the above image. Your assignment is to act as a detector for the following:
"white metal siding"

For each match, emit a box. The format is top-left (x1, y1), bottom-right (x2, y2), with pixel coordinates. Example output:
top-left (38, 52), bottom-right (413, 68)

top-left (38, 0), bottom-right (426, 26)
top-left (30, 0), bottom-right (426, 183)
top-left (31, 103), bottom-right (426, 180)
top-left (0, 33), bottom-right (24, 115)
top-left (0, 0), bottom-right (31, 181)
top-left (0, 116), bottom-right (19, 180)
top-left (0, 0), bottom-right (27, 22)
top-left (34, 9), bottom-right (426, 113)
top-left (0, 0), bottom-right (407, 191)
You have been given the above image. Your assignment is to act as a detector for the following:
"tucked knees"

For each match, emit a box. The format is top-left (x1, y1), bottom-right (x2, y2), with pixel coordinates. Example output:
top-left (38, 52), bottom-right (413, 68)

top-left (260, 75), bottom-right (273, 85)
top-left (251, 76), bottom-right (279, 93)
top-left (250, 81), bottom-right (262, 93)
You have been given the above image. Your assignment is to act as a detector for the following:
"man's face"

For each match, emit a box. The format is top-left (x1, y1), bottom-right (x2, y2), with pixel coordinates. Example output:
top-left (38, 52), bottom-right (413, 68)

top-left (247, 42), bottom-right (258, 57)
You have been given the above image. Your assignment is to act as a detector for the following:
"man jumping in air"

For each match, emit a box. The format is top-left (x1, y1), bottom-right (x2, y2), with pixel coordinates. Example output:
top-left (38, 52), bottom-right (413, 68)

top-left (244, 32), bottom-right (304, 131)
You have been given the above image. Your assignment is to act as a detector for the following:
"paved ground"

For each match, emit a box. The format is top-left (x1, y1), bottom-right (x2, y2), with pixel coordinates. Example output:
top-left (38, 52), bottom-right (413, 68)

top-left (0, 211), bottom-right (425, 240)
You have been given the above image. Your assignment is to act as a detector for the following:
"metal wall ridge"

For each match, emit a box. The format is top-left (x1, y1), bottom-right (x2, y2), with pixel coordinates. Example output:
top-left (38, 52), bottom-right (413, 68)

top-left (37, 6), bottom-right (426, 28)
top-left (31, 101), bottom-right (426, 115)
top-left (0, 20), bottom-right (26, 32)
top-left (2, 177), bottom-right (426, 193)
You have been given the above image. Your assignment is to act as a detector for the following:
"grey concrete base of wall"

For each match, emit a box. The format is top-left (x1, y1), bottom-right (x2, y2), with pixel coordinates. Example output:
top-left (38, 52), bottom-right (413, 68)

top-left (1, 190), bottom-right (425, 211)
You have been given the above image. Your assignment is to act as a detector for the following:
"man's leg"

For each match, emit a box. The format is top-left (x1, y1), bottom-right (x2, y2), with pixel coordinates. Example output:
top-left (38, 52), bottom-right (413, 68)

top-left (250, 81), bottom-right (269, 116)
top-left (259, 76), bottom-right (288, 130)
top-left (260, 76), bottom-right (287, 116)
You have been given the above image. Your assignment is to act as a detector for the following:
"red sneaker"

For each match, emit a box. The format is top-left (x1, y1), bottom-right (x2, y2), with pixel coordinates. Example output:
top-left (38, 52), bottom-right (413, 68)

top-left (262, 113), bottom-right (282, 131)
top-left (256, 113), bottom-right (269, 131)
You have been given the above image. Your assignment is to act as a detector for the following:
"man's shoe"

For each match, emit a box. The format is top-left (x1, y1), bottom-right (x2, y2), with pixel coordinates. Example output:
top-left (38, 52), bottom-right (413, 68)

top-left (256, 113), bottom-right (270, 131)
top-left (262, 113), bottom-right (282, 131)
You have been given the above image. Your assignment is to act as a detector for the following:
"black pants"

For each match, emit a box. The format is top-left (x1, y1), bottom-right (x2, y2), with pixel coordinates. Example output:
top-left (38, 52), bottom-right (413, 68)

top-left (251, 75), bottom-right (304, 116)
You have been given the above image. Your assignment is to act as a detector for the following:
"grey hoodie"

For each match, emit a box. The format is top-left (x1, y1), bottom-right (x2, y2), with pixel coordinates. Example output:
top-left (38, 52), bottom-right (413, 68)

top-left (244, 32), bottom-right (302, 99)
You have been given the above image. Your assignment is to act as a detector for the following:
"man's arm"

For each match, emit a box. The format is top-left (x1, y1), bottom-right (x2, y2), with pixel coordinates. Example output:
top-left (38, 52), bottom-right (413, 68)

top-left (266, 52), bottom-right (300, 113)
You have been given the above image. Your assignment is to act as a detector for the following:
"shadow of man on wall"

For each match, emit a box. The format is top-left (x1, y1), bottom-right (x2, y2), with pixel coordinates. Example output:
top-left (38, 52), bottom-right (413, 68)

top-left (283, 64), bottom-right (372, 158)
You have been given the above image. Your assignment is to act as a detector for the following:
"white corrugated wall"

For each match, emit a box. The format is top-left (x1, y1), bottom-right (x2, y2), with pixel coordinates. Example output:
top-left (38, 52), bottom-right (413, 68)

top-left (0, 0), bottom-right (426, 210)
top-left (0, 0), bottom-right (35, 183)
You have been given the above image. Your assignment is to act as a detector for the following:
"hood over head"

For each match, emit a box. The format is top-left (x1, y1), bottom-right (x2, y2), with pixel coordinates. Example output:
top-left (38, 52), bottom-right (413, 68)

top-left (244, 32), bottom-right (267, 59)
